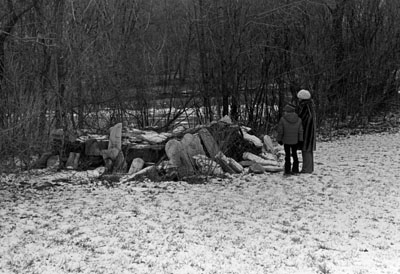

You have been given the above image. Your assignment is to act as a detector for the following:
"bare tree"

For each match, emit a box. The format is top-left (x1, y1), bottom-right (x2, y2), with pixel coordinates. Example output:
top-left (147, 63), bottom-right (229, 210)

top-left (0, 0), bottom-right (36, 128)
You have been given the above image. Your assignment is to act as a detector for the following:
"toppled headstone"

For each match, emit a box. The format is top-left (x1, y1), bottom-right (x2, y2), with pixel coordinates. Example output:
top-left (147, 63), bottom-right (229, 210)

top-left (215, 152), bottom-right (236, 173)
top-left (243, 152), bottom-right (280, 167)
top-left (165, 139), bottom-right (194, 177)
top-left (241, 127), bottom-right (263, 148)
top-left (263, 135), bottom-right (274, 153)
top-left (181, 133), bottom-right (206, 158)
top-left (128, 158), bottom-right (145, 174)
top-left (165, 139), bottom-right (180, 167)
top-left (120, 166), bottom-right (158, 183)
top-left (198, 128), bottom-right (220, 158)
top-left (214, 152), bottom-right (243, 174)
top-left (228, 157), bottom-right (244, 173)
top-left (66, 152), bottom-right (80, 170)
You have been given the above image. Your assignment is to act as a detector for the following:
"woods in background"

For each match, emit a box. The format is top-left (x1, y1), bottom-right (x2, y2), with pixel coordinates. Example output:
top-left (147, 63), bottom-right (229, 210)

top-left (1, 0), bottom-right (400, 167)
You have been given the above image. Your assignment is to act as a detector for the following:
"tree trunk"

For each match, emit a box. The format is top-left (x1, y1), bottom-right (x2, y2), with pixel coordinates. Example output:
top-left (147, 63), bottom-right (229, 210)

top-left (0, 2), bottom-right (35, 128)
top-left (195, 0), bottom-right (213, 122)
top-left (52, 0), bottom-right (67, 129)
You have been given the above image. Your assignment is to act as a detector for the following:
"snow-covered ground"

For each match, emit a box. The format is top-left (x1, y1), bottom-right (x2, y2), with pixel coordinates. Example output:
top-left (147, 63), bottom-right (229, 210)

top-left (1, 131), bottom-right (400, 274)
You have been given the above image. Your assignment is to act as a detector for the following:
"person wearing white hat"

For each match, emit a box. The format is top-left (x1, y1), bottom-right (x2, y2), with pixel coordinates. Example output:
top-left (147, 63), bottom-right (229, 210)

top-left (296, 89), bottom-right (316, 173)
top-left (297, 89), bottom-right (311, 100)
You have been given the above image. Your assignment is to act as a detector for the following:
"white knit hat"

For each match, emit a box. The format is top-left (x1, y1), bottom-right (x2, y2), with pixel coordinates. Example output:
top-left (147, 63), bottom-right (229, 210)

top-left (297, 89), bottom-right (311, 100)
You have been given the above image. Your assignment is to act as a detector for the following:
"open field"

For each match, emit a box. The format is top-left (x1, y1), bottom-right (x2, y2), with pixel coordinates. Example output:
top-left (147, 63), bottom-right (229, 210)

top-left (1, 131), bottom-right (400, 274)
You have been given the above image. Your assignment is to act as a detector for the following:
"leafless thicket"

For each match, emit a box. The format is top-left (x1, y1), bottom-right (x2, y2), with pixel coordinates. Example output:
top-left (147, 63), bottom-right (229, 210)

top-left (0, 0), bottom-right (399, 170)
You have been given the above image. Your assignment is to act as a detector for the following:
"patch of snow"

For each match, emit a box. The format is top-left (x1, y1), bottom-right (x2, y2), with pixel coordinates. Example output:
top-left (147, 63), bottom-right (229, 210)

top-left (1, 131), bottom-right (400, 273)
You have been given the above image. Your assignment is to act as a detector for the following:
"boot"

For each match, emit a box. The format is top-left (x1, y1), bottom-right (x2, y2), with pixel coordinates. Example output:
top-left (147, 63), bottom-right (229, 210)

top-left (284, 161), bottom-right (292, 175)
top-left (292, 161), bottom-right (299, 174)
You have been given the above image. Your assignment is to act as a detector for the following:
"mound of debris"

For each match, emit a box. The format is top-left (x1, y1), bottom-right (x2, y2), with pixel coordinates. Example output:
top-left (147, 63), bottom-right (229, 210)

top-left (31, 116), bottom-right (285, 184)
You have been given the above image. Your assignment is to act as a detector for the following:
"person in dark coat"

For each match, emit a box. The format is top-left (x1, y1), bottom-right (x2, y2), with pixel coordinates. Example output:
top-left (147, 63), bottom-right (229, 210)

top-left (296, 89), bottom-right (316, 173)
top-left (276, 103), bottom-right (304, 175)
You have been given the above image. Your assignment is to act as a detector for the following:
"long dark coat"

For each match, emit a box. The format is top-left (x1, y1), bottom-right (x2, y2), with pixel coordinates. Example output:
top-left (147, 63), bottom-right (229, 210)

top-left (297, 99), bottom-right (316, 152)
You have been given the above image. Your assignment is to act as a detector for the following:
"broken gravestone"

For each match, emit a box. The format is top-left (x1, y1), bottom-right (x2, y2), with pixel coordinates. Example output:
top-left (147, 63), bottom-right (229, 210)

top-left (215, 152), bottom-right (244, 174)
top-left (198, 128), bottom-right (220, 159)
top-left (243, 152), bottom-right (283, 173)
top-left (263, 135), bottom-right (275, 153)
top-left (128, 158), bottom-right (145, 174)
top-left (243, 152), bottom-right (280, 166)
top-left (65, 152), bottom-right (80, 170)
top-left (180, 133), bottom-right (206, 167)
top-left (121, 166), bottom-right (158, 183)
top-left (108, 123), bottom-right (122, 150)
top-left (241, 128), bottom-right (263, 148)
top-left (215, 152), bottom-right (235, 173)
top-left (101, 123), bottom-right (125, 173)
top-left (228, 157), bottom-right (244, 173)
top-left (165, 139), bottom-right (194, 177)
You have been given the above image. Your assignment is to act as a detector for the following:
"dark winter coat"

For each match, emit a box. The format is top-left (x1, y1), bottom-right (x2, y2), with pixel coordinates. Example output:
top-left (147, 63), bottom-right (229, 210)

top-left (297, 99), bottom-right (316, 151)
top-left (276, 112), bottom-right (304, 145)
